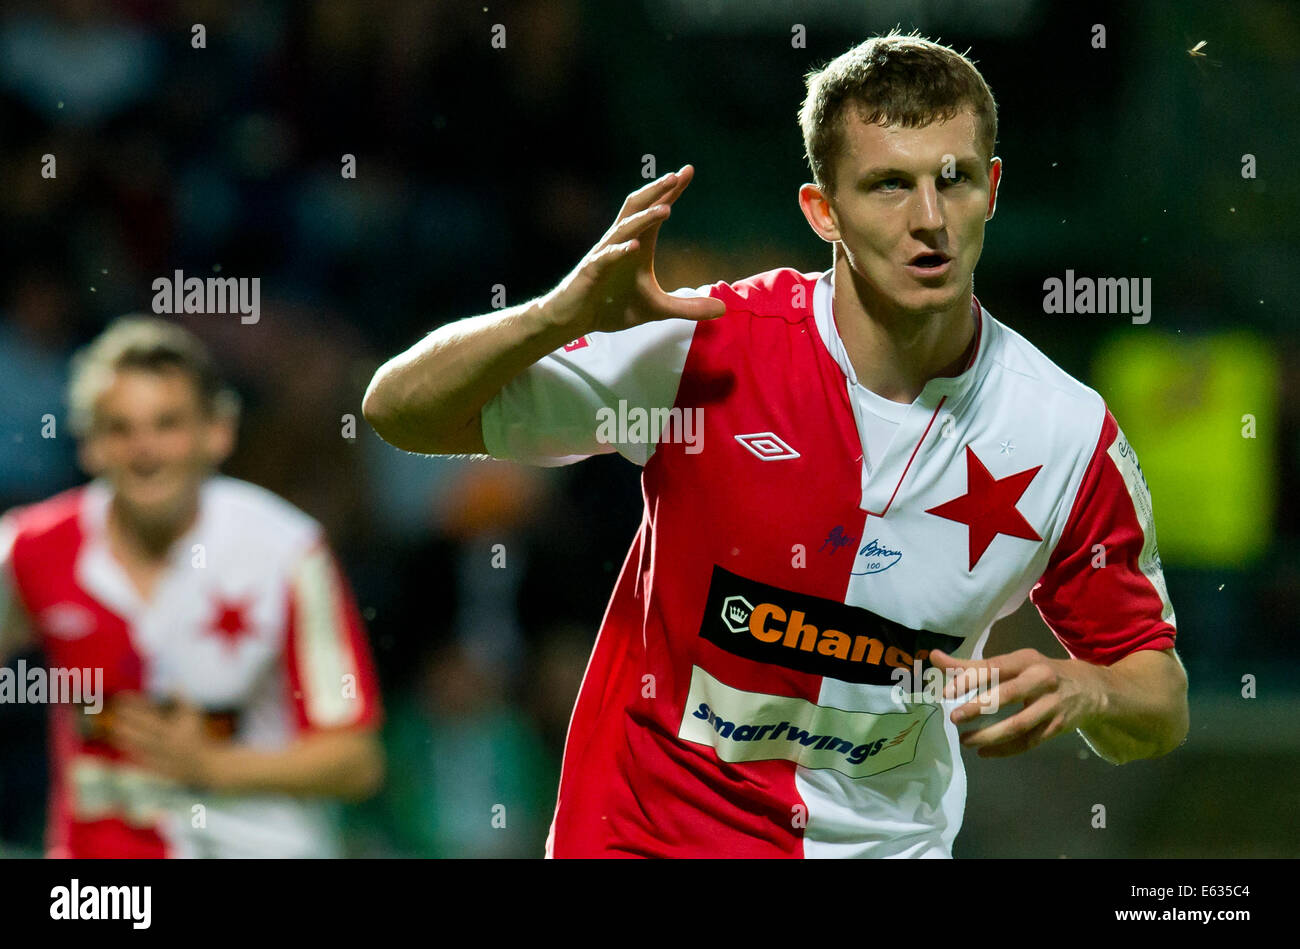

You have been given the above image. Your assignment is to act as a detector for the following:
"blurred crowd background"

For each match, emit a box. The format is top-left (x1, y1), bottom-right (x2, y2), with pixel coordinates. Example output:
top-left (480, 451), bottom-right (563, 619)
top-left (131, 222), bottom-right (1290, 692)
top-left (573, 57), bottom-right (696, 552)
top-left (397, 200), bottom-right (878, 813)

top-left (1, 0), bottom-right (1297, 857)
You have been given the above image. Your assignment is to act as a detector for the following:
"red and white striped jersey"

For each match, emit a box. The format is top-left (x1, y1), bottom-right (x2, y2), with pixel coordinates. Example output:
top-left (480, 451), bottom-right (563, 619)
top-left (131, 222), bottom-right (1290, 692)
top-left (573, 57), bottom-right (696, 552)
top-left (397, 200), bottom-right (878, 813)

top-left (0, 476), bottom-right (381, 858)
top-left (483, 267), bottom-right (1177, 858)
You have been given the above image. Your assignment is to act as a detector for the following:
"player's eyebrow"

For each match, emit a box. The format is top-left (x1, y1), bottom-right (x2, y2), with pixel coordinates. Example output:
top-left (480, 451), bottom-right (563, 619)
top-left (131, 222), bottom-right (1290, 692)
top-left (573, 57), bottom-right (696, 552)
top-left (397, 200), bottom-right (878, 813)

top-left (855, 156), bottom-right (983, 187)
top-left (856, 167), bottom-right (911, 184)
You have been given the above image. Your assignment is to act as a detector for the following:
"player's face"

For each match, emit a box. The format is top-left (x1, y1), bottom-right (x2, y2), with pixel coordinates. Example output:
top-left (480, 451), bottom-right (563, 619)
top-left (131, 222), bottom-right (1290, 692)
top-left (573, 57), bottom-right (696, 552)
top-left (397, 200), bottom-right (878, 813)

top-left (82, 369), bottom-right (232, 526)
top-left (804, 109), bottom-right (1000, 315)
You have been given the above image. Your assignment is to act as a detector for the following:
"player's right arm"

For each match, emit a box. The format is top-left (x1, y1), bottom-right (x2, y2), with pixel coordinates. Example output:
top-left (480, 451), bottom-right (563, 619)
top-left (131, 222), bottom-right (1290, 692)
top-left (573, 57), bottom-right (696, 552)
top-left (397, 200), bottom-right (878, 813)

top-left (362, 165), bottom-right (725, 455)
top-left (0, 512), bottom-right (34, 665)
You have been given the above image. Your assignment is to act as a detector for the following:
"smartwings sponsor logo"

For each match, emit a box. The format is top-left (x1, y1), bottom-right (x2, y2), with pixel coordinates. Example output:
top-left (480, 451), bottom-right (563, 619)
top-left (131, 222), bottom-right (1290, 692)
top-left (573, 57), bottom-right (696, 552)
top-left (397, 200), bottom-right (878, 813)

top-left (679, 666), bottom-right (938, 778)
top-left (699, 565), bottom-right (963, 686)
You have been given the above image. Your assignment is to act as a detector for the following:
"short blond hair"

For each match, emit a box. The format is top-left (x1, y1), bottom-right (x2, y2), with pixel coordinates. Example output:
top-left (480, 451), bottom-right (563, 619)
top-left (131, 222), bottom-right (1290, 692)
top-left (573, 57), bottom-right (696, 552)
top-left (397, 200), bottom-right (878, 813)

top-left (67, 315), bottom-right (238, 437)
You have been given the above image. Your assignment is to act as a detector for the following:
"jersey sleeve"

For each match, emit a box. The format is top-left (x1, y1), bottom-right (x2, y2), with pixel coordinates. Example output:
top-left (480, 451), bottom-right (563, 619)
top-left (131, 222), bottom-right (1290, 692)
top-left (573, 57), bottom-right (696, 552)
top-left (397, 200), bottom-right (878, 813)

top-left (480, 287), bottom-right (710, 466)
top-left (284, 539), bottom-right (383, 732)
top-left (1029, 407), bottom-right (1177, 665)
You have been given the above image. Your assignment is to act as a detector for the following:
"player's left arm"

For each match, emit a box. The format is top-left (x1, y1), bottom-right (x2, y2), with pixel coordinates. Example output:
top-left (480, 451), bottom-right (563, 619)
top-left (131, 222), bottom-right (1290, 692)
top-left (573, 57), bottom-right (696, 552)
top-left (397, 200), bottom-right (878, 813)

top-left (111, 696), bottom-right (384, 799)
top-left (111, 541), bottom-right (385, 799)
top-left (932, 644), bottom-right (1187, 763)
top-left (933, 407), bottom-right (1188, 764)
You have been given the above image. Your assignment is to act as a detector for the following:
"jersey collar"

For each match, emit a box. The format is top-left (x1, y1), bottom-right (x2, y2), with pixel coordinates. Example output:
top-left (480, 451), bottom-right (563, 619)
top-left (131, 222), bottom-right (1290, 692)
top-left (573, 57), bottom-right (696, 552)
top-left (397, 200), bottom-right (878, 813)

top-left (76, 477), bottom-right (219, 620)
top-left (811, 268), bottom-right (992, 411)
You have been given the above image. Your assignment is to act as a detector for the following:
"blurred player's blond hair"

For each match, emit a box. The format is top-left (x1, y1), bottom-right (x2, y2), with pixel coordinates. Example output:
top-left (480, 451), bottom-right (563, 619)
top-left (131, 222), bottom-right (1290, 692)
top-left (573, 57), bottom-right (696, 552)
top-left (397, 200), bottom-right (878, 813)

top-left (66, 315), bottom-right (240, 438)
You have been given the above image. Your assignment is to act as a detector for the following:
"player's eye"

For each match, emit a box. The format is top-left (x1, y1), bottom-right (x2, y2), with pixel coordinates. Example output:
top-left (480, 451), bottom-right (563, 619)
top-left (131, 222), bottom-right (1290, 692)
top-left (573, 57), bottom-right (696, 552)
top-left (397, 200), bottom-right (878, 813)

top-left (939, 171), bottom-right (969, 186)
top-left (873, 178), bottom-right (905, 192)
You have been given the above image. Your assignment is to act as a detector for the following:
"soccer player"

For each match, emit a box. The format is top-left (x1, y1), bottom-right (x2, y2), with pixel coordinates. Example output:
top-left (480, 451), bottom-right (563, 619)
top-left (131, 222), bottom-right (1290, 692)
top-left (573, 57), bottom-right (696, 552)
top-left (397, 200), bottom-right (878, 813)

top-left (0, 317), bottom-right (383, 857)
top-left (364, 33), bottom-right (1188, 858)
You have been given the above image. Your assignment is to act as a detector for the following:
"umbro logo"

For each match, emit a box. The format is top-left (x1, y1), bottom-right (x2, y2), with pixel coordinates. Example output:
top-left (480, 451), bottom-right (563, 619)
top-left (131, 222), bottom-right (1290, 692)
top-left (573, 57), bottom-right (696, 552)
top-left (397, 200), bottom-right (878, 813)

top-left (39, 603), bottom-right (96, 640)
top-left (734, 432), bottom-right (800, 460)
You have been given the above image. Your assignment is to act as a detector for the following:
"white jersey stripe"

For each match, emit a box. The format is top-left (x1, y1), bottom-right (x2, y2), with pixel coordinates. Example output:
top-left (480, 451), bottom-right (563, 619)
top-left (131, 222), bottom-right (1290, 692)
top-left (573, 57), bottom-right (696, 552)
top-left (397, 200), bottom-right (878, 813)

top-left (291, 546), bottom-right (359, 727)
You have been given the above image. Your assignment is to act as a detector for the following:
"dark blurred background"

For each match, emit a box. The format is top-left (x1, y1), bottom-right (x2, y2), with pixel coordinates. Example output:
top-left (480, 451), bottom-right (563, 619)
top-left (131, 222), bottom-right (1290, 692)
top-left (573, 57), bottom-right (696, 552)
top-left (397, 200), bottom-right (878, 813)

top-left (0, 0), bottom-right (1296, 857)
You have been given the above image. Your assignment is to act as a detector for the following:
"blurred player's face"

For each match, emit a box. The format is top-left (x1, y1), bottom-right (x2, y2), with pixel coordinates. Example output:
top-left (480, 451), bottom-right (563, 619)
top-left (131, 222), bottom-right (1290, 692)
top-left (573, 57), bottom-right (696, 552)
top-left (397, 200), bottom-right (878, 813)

top-left (81, 369), bottom-right (233, 529)
top-left (799, 109), bottom-right (1001, 316)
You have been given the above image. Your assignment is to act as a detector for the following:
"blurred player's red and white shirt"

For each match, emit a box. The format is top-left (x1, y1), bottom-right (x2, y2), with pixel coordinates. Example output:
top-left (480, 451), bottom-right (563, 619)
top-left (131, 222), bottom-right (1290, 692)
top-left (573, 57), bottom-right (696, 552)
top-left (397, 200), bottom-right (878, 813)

top-left (483, 267), bottom-right (1177, 859)
top-left (0, 476), bottom-right (381, 858)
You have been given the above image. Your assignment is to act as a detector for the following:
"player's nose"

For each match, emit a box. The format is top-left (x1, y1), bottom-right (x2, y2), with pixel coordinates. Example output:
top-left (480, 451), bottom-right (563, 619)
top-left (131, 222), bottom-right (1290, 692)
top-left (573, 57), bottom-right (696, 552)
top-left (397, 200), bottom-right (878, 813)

top-left (908, 179), bottom-right (946, 232)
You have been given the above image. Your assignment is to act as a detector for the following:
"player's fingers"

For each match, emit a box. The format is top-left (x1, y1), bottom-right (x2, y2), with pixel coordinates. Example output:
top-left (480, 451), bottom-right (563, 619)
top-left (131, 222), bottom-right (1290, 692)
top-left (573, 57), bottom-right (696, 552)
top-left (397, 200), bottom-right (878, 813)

top-left (109, 709), bottom-right (171, 748)
top-left (947, 669), bottom-right (1003, 719)
top-left (655, 163), bottom-right (696, 208)
top-left (602, 203), bottom-right (670, 247)
top-left (939, 648), bottom-right (1045, 699)
top-left (110, 691), bottom-right (151, 713)
top-left (126, 750), bottom-right (179, 779)
top-left (997, 648), bottom-right (1046, 677)
top-left (936, 652), bottom-right (992, 700)
top-left (975, 719), bottom-right (1053, 758)
top-left (931, 648), bottom-right (990, 672)
top-left (943, 666), bottom-right (981, 701)
top-left (616, 169), bottom-right (684, 220)
top-left (106, 719), bottom-right (157, 754)
top-left (584, 238), bottom-right (640, 278)
top-left (655, 291), bottom-right (727, 322)
top-left (951, 662), bottom-right (1052, 722)
top-left (111, 700), bottom-right (166, 724)
top-left (959, 697), bottom-right (1054, 749)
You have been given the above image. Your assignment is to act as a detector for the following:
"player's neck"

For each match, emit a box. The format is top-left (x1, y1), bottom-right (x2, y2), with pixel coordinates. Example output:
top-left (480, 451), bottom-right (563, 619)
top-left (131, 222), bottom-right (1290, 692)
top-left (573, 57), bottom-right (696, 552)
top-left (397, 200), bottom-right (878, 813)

top-left (107, 492), bottom-right (201, 566)
top-left (830, 255), bottom-right (976, 404)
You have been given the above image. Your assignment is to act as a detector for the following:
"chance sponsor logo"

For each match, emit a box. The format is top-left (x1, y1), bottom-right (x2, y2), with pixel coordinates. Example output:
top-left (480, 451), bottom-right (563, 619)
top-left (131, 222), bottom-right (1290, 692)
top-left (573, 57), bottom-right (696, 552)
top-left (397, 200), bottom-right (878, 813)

top-left (699, 565), bottom-right (963, 686)
top-left (678, 666), bottom-right (936, 778)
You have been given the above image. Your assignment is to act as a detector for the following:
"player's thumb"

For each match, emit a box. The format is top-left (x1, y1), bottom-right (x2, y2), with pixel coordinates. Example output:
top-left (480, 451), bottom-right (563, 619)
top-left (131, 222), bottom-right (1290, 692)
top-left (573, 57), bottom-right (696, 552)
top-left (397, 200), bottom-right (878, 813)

top-left (667, 293), bottom-right (726, 322)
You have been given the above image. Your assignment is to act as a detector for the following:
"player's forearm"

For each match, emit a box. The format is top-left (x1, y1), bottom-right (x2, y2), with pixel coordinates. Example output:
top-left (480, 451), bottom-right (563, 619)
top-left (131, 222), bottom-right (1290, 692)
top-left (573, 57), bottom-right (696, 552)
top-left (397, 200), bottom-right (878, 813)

top-left (363, 294), bottom-right (579, 454)
top-left (1075, 648), bottom-right (1188, 764)
top-left (202, 729), bottom-right (385, 801)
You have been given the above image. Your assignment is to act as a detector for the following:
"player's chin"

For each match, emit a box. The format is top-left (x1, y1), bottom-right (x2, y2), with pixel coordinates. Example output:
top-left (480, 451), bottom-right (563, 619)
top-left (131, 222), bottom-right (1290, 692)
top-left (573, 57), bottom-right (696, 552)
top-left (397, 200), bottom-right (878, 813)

top-left (892, 283), bottom-right (967, 316)
top-left (118, 479), bottom-right (195, 524)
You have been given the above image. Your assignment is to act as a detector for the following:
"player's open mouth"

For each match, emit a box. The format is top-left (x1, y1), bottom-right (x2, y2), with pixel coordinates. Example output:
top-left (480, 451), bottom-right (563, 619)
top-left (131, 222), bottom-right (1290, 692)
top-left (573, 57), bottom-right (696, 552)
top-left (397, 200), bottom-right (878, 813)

top-left (905, 252), bottom-right (952, 278)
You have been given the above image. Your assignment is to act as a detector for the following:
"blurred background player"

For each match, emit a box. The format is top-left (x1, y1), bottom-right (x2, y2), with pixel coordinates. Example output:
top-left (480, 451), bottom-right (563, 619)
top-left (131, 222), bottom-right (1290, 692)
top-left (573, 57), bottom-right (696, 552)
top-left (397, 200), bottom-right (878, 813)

top-left (0, 316), bottom-right (383, 857)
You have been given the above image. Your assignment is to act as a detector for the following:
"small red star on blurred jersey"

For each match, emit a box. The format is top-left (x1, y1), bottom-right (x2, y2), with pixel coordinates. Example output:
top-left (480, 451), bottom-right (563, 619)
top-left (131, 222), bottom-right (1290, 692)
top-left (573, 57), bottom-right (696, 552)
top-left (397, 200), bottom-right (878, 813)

top-left (208, 597), bottom-right (255, 650)
top-left (926, 445), bottom-right (1043, 570)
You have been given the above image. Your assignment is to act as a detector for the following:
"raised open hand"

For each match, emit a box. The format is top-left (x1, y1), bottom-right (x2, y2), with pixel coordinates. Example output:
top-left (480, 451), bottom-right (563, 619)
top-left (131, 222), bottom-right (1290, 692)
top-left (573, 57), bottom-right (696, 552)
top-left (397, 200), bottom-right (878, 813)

top-left (547, 165), bottom-right (727, 336)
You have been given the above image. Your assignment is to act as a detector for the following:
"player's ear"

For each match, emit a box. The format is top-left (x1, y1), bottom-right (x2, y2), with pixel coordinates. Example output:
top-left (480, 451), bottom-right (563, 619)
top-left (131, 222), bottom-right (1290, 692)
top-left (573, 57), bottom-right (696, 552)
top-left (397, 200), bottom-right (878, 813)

top-left (798, 182), bottom-right (841, 243)
top-left (202, 388), bottom-right (239, 467)
top-left (203, 409), bottom-right (236, 467)
top-left (77, 436), bottom-right (105, 478)
top-left (985, 157), bottom-right (1002, 221)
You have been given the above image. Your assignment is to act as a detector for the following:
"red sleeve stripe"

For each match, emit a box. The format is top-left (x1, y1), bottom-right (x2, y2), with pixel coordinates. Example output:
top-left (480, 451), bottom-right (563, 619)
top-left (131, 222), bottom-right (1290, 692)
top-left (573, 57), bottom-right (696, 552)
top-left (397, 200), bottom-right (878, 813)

top-left (1030, 408), bottom-right (1177, 666)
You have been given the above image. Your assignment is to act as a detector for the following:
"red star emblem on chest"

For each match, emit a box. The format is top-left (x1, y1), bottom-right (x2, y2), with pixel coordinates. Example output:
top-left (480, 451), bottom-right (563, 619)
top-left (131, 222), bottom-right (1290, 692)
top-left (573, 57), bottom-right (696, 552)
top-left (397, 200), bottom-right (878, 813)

top-left (925, 445), bottom-right (1043, 570)
top-left (207, 596), bottom-right (255, 650)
